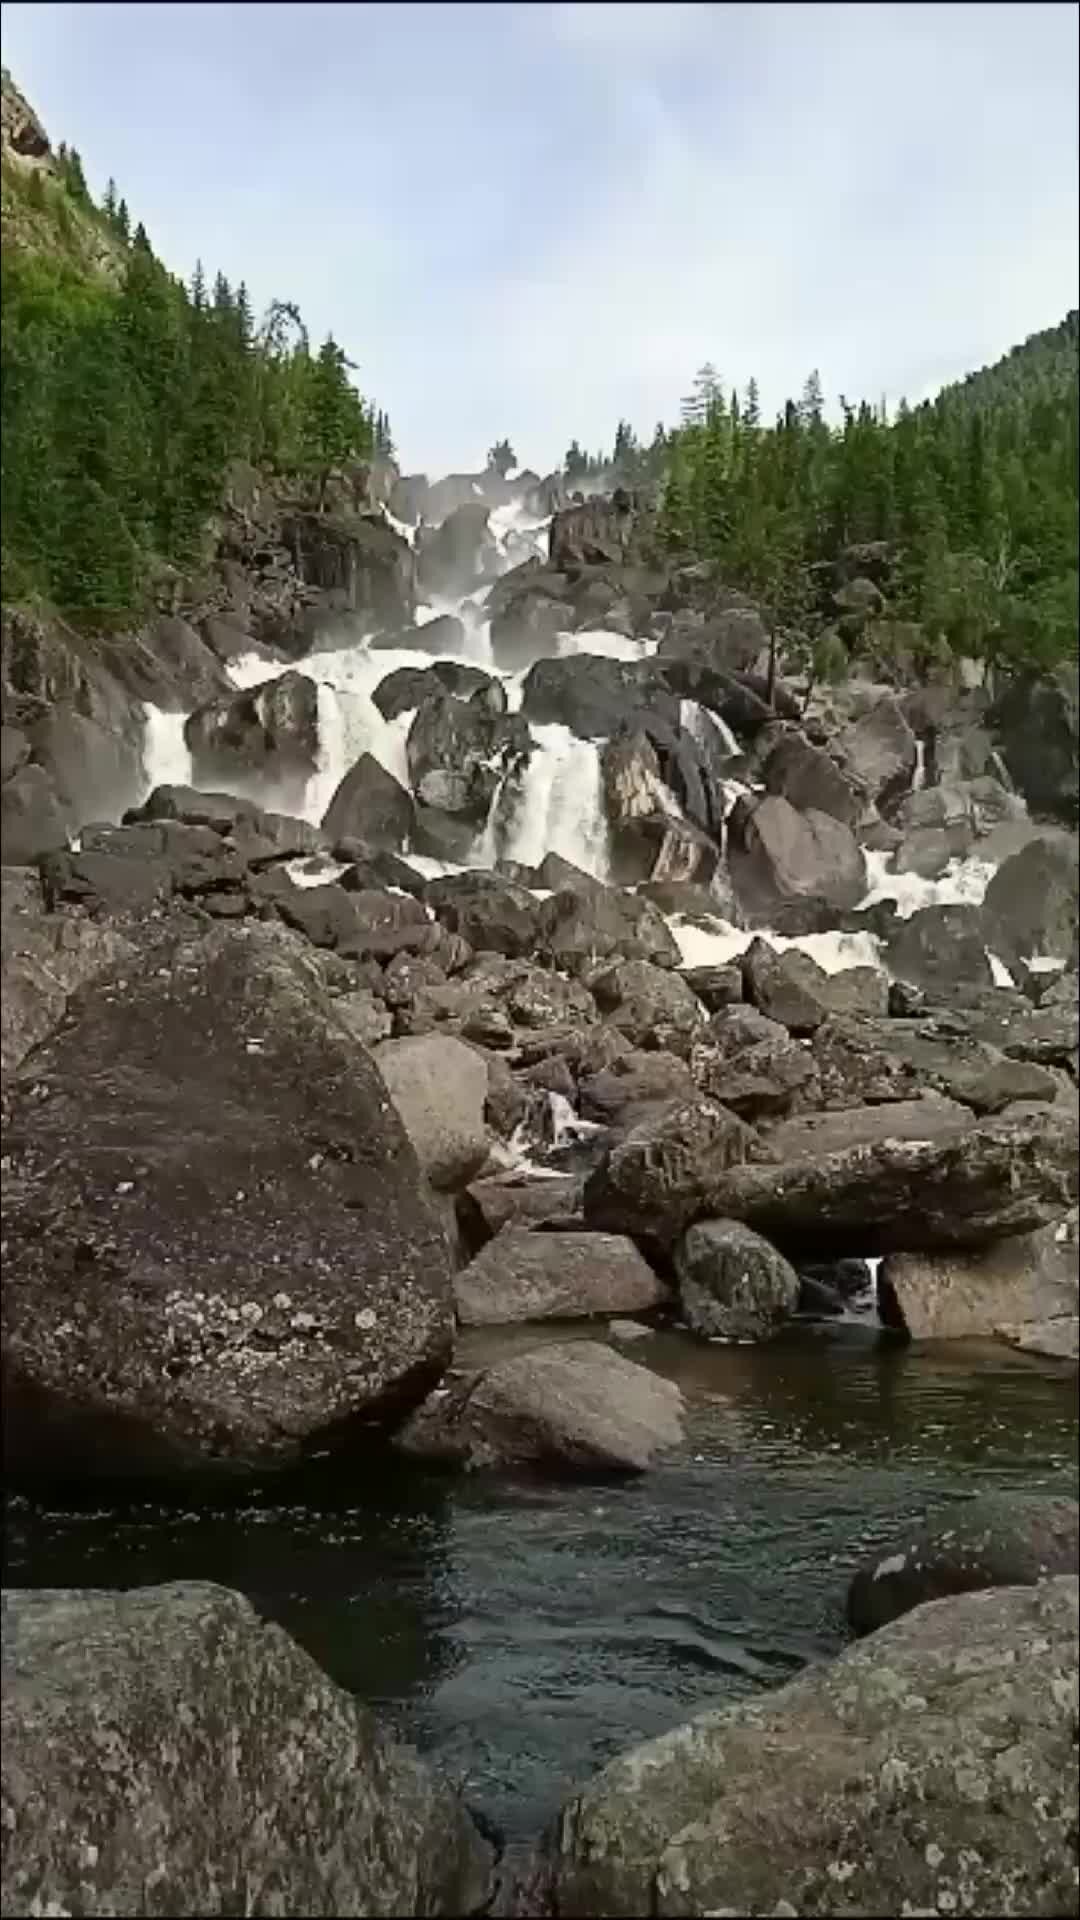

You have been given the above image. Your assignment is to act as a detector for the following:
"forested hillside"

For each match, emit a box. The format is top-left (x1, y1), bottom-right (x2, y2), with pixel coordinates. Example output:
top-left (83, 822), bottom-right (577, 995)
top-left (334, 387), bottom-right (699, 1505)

top-left (572, 316), bottom-right (1078, 681)
top-left (0, 71), bottom-right (391, 621)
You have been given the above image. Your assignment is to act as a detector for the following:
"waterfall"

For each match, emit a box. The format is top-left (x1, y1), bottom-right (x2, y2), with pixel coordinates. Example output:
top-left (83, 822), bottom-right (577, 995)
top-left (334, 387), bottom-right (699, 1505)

top-left (139, 705), bottom-right (193, 798)
top-left (494, 724), bottom-right (611, 877)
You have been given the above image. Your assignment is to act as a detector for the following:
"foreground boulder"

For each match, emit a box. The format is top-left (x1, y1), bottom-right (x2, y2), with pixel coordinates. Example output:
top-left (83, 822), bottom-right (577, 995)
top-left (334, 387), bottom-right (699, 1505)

top-left (397, 1339), bottom-right (684, 1473)
top-left (1, 869), bottom-right (136, 1078)
top-left (0, 1582), bottom-right (492, 1917)
top-left (847, 1493), bottom-right (1080, 1635)
top-left (674, 1218), bottom-right (799, 1342)
top-left (1, 922), bottom-right (454, 1478)
top-left (543, 1576), bottom-right (1079, 1918)
top-left (454, 1227), bottom-right (668, 1326)
top-left (879, 1209), bottom-right (1079, 1348)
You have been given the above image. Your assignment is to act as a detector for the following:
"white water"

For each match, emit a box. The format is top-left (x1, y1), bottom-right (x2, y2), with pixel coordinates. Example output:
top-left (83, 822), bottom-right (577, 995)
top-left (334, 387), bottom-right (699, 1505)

top-left (139, 704), bottom-right (193, 796)
top-left (681, 697), bottom-right (740, 759)
top-left (861, 848), bottom-right (996, 918)
top-left (492, 724), bottom-right (611, 877)
top-left (668, 917), bottom-right (883, 975)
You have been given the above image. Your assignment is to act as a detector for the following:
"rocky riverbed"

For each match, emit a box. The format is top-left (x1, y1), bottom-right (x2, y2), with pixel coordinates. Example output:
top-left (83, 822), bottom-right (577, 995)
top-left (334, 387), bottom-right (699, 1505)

top-left (2, 466), bottom-right (1078, 1913)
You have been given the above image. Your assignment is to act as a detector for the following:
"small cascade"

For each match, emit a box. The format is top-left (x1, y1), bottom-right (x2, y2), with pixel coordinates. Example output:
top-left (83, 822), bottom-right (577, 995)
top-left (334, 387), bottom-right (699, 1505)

top-left (493, 724), bottom-right (611, 877)
top-left (681, 697), bottom-right (740, 759)
top-left (860, 847), bottom-right (996, 918)
top-left (913, 737), bottom-right (928, 790)
top-left (139, 705), bottom-right (193, 798)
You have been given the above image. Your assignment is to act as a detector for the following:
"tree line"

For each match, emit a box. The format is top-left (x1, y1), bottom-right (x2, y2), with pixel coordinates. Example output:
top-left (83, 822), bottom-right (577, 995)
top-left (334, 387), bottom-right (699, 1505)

top-left (1, 154), bottom-right (393, 619)
top-left (568, 319), bottom-right (1078, 678)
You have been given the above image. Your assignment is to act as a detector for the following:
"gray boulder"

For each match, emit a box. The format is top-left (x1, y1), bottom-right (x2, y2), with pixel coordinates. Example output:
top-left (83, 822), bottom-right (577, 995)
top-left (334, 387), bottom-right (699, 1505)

top-left (322, 752), bottom-right (416, 850)
top-left (1, 870), bottom-right (136, 1079)
top-left (1, 762), bottom-right (69, 865)
top-left (588, 958), bottom-right (705, 1054)
top-left (397, 1338), bottom-right (685, 1474)
top-left (579, 1049), bottom-right (696, 1131)
top-left (842, 692), bottom-right (918, 811)
top-left (184, 671), bottom-right (319, 805)
top-left (848, 1493), bottom-right (1080, 1634)
top-left (2, 922), bottom-right (454, 1478)
top-left (373, 1033), bottom-right (490, 1191)
top-left (885, 903), bottom-right (994, 991)
top-left (879, 1209), bottom-right (1079, 1344)
top-left (982, 834), bottom-right (1079, 969)
top-left (761, 729), bottom-right (862, 825)
top-left (727, 794), bottom-right (867, 920)
top-left (0, 1582), bottom-right (492, 1917)
top-left (454, 1227), bottom-right (668, 1326)
top-left (544, 1577), bottom-right (1080, 1919)
top-left (674, 1218), bottom-right (799, 1342)
top-left (992, 662), bottom-right (1078, 826)
top-left (584, 1098), bottom-right (757, 1246)
top-left (538, 886), bottom-right (680, 973)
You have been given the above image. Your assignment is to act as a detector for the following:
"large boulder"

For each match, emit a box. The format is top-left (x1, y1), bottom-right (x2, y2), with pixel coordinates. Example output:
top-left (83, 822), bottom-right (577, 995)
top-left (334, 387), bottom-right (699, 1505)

top-left (674, 1218), bottom-right (799, 1342)
top-left (588, 959), bottom-right (706, 1054)
top-left (690, 1006), bottom-right (818, 1121)
top-left (701, 1101), bottom-right (1078, 1257)
top-left (992, 662), bottom-right (1079, 826)
top-left (543, 1576), bottom-right (1080, 1919)
top-left (841, 693), bottom-right (918, 811)
top-left (548, 494), bottom-right (638, 572)
top-left (0, 1582), bottom-right (492, 1917)
top-left (490, 592), bottom-right (576, 670)
top-left (407, 694), bottom-right (529, 820)
top-left (27, 704), bottom-right (145, 833)
top-left (583, 1098), bottom-right (757, 1246)
top-left (1, 870), bottom-right (136, 1079)
top-left (282, 510), bottom-right (416, 633)
top-left (397, 1339), bottom-right (684, 1474)
top-left (579, 1050), bottom-right (696, 1131)
top-left (416, 502), bottom-right (497, 598)
top-left (658, 605), bottom-right (768, 677)
top-left (321, 752), bottom-right (415, 850)
top-left (809, 1011), bottom-right (1064, 1117)
top-left (372, 1033), bottom-right (489, 1191)
top-left (184, 671), bottom-right (319, 805)
top-left (424, 871), bottom-right (542, 959)
top-left (761, 729), bottom-right (862, 826)
top-left (0, 763), bottom-right (70, 864)
top-left (878, 1209), bottom-right (1079, 1346)
top-left (537, 886), bottom-right (680, 973)
top-left (739, 937), bottom-right (887, 1032)
top-left (1, 922), bottom-right (455, 1479)
top-left (726, 794), bottom-right (867, 920)
top-left (982, 834), bottom-right (1080, 969)
top-left (454, 1227), bottom-right (668, 1326)
top-left (521, 654), bottom-right (671, 740)
top-left (885, 903), bottom-right (994, 992)
top-left (847, 1494), bottom-right (1080, 1635)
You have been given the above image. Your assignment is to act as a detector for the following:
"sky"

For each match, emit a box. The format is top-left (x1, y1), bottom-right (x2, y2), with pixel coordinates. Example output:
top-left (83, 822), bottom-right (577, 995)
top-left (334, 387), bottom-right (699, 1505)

top-left (2, 1), bottom-right (1077, 478)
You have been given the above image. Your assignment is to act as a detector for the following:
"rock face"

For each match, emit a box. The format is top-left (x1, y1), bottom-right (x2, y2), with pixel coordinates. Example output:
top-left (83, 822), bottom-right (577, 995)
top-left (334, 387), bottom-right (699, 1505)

top-left (992, 662), bottom-right (1079, 826)
top-left (847, 1494), bottom-right (1080, 1634)
top-left (841, 692), bottom-right (918, 810)
top-left (373, 1033), bottom-right (490, 1191)
top-left (1, 762), bottom-right (70, 864)
top-left (545, 1576), bottom-right (1080, 1919)
top-left (982, 834), bottom-right (1079, 967)
top-left (0, 1582), bottom-right (493, 1917)
top-left (398, 1340), bottom-right (684, 1474)
top-left (454, 1228), bottom-right (668, 1326)
top-left (879, 1209), bottom-right (1079, 1345)
top-left (674, 1219), bottom-right (799, 1342)
top-left (1, 922), bottom-right (455, 1479)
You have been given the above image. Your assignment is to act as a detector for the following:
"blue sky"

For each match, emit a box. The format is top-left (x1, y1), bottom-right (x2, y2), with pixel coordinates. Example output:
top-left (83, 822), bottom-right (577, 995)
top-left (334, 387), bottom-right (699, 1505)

top-left (2, 1), bottom-right (1077, 477)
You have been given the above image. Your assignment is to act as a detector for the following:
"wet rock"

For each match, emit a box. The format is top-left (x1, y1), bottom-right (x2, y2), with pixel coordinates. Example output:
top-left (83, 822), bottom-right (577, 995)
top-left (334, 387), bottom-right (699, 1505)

top-left (538, 886), bottom-right (679, 973)
top-left (457, 1174), bottom-right (584, 1251)
top-left (416, 502), bottom-right (497, 598)
top-left (184, 671), bottom-right (319, 802)
top-left (373, 659), bottom-right (500, 720)
top-left (536, 851), bottom-right (607, 896)
top-left (761, 729), bottom-right (862, 825)
top-left (411, 803), bottom-right (481, 863)
top-left (397, 1339), bottom-right (685, 1475)
top-left (521, 654), bottom-right (676, 741)
top-left (878, 1208), bottom-right (1079, 1343)
top-left (885, 902), bottom-right (994, 991)
top-left (705, 1100), bottom-right (1078, 1257)
top-left (809, 1012), bottom-right (1064, 1116)
top-left (584, 1098), bottom-right (758, 1246)
top-left (408, 694), bottom-right (529, 820)
top-left (454, 1227), bottom-right (668, 1326)
top-left (320, 752), bottom-right (416, 851)
top-left (0, 724), bottom-right (31, 783)
top-left (373, 1033), bottom-right (490, 1192)
top-left (658, 605), bottom-right (769, 677)
top-left (545, 1576), bottom-right (1080, 1919)
top-left (727, 794), bottom-right (867, 920)
top-left (588, 959), bottom-right (706, 1055)
top-left (0, 1581), bottom-right (492, 1917)
top-left (490, 593), bottom-right (577, 670)
top-left (1, 762), bottom-right (69, 865)
top-left (675, 1218), bottom-right (799, 1342)
top-left (679, 962), bottom-right (744, 1012)
top-left (370, 611), bottom-right (467, 656)
top-left (28, 704), bottom-right (145, 832)
top-left (848, 1493), bottom-right (1080, 1634)
top-left (1, 921), bottom-right (454, 1479)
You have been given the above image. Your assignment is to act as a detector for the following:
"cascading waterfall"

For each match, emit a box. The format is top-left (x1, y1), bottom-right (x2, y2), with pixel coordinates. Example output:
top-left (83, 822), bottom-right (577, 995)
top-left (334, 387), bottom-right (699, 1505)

top-left (492, 724), bottom-right (611, 877)
top-left (139, 704), bottom-right (193, 797)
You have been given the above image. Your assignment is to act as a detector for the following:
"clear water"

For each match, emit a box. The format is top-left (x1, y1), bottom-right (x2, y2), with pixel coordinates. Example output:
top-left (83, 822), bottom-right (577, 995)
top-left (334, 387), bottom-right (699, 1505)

top-left (4, 1322), bottom-right (1074, 1841)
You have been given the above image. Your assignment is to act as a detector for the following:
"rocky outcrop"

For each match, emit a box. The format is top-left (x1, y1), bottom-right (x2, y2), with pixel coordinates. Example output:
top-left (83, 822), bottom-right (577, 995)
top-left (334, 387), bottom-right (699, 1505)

top-left (542, 1576), bottom-right (1080, 1919)
top-left (453, 1227), bottom-right (668, 1326)
top-left (184, 670), bottom-right (319, 802)
top-left (398, 1339), bottom-right (684, 1474)
top-left (0, 1581), bottom-right (493, 1917)
top-left (416, 503), bottom-right (497, 599)
top-left (322, 752), bottom-right (415, 850)
top-left (407, 694), bottom-right (530, 821)
top-left (2, 921), bottom-right (455, 1479)
top-left (847, 1494), bottom-right (1080, 1634)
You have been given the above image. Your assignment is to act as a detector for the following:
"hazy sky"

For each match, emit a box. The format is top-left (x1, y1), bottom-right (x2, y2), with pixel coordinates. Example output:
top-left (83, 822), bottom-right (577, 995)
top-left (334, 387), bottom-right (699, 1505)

top-left (3, 2), bottom-right (1077, 477)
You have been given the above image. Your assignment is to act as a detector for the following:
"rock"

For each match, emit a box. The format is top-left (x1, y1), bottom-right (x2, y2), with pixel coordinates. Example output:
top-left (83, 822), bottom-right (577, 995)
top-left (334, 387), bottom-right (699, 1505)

top-left (371, 611), bottom-right (468, 657)
top-left (674, 1218), bottom-right (799, 1342)
top-left (490, 593), bottom-right (576, 670)
top-left (885, 903), bottom-right (994, 991)
top-left (373, 1033), bottom-right (489, 1191)
top-left (761, 729), bottom-right (861, 825)
top-left (588, 959), bottom-right (705, 1054)
top-left (727, 794), bottom-right (867, 920)
top-left (425, 872), bottom-right (542, 959)
top-left (658, 605), bottom-right (769, 677)
top-left (184, 671), bottom-right (319, 803)
top-left (27, 704), bottom-right (145, 832)
top-left (549, 494), bottom-right (638, 572)
top-left (397, 1339), bottom-right (684, 1474)
top-left (678, 962), bottom-right (744, 1012)
top-left (879, 1209), bottom-right (1079, 1343)
top-left (690, 1004), bottom-right (818, 1120)
top-left (1, 762), bottom-right (69, 864)
top-left (1, 922), bottom-right (454, 1478)
top-left (982, 834), bottom-right (1079, 968)
top-left (1, 879), bottom-right (136, 1079)
top-left (373, 659), bottom-right (499, 720)
top-left (521, 654), bottom-right (675, 741)
top-left (538, 887), bottom-right (679, 973)
top-left (584, 1098), bottom-right (757, 1246)
top-left (579, 1050), bottom-right (696, 1131)
top-left (416, 502), bottom-right (497, 598)
top-left (740, 938), bottom-right (831, 1033)
top-left (848, 1494), bottom-right (1080, 1635)
top-left (454, 1227), bottom-right (668, 1326)
top-left (992, 662), bottom-right (1078, 825)
top-left (842, 692), bottom-right (918, 811)
top-left (536, 851), bottom-right (607, 896)
top-left (407, 694), bottom-right (528, 820)
top-left (0, 724), bottom-right (30, 783)
top-left (544, 1576), bottom-right (1080, 1920)
top-left (808, 1011), bottom-right (1063, 1116)
top-left (284, 510), bottom-right (416, 633)
top-left (609, 811), bottom-right (720, 890)
top-left (456, 1174), bottom-right (584, 1250)
top-left (704, 1101), bottom-right (1078, 1256)
top-left (320, 752), bottom-right (415, 851)
top-left (0, 1582), bottom-right (492, 1917)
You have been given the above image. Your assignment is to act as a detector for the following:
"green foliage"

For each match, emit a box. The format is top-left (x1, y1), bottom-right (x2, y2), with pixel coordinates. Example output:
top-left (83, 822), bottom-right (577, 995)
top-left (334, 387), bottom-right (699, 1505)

top-left (652, 314), bottom-right (1078, 675)
top-left (1, 182), bottom-right (389, 619)
top-left (486, 437), bottom-right (517, 477)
